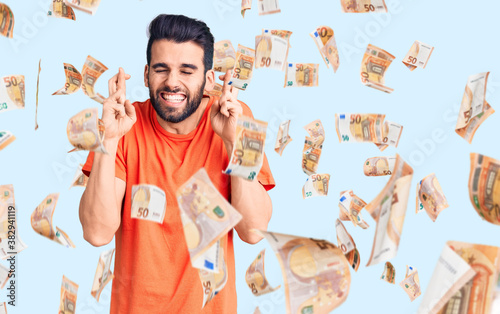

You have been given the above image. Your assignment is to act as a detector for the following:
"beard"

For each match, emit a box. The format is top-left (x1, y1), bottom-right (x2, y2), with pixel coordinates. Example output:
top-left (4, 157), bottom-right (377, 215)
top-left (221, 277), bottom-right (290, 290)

top-left (150, 77), bottom-right (206, 124)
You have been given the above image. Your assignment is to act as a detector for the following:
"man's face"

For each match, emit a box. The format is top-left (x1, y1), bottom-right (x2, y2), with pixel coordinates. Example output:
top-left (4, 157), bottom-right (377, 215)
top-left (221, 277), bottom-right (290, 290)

top-left (145, 39), bottom-right (213, 123)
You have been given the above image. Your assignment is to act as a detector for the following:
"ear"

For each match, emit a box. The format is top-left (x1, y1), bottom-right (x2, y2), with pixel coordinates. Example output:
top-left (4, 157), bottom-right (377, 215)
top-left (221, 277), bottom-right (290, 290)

top-left (204, 69), bottom-right (215, 92)
top-left (144, 64), bottom-right (149, 88)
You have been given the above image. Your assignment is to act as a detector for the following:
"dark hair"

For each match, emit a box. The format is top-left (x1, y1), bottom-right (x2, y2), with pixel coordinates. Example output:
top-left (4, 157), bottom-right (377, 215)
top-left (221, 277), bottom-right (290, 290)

top-left (147, 14), bottom-right (214, 73)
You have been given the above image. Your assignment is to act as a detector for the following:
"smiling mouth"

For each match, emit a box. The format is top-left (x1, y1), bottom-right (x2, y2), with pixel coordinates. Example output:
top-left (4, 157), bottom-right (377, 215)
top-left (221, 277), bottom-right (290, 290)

top-left (160, 92), bottom-right (187, 106)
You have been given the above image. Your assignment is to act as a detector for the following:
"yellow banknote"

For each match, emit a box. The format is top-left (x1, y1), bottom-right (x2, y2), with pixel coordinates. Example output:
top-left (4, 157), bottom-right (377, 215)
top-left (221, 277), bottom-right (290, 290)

top-left (275, 120), bottom-right (291, 156)
top-left (336, 219), bottom-right (360, 271)
top-left (0, 75), bottom-right (25, 113)
top-left (302, 173), bottom-right (330, 199)
top-left (70, 164), bottom-right (89, 189)
top-left (255, 29), bottom-right (291, 71)
top-left (199, 248), bottom-right (228, 309)
top-left (214, 40), bottom-right (236, 73)
top-left (229, 44), bottom-right (255, 90)
top-left (302, 137), bottom-right (322, 176)
top-left (340, 0), bottom-right (387, 13)
top-left (364, 156), bottom-right (396, 176)
top-left (31, 193), bottom-right (75, 248)
top-left (67, 108), bottom-right (108, 154)
top-left (0, 185), bottom-right (28, 259)
top-left (416, 173), bottom-right (449, 222)
top-left (310, 26), bottom-right (335, 67)
top-left (0, 131), bottom-right (15, 151)
top-left (285, 63), bottom-right (319, 87)
top-left (469, 153), bottom-right (500, 225)
top-left (131, 184), bottom-right (166, 224)
top-left (64, 0), bottom-right (101, 15)
top-left (399, 265), bottom-right (421, 302)
top-left (360, 44), bottom-right (395, 93)
top-left (0, 3), bottom-right (14, 38)
top-left (245, 249), bottom-right (281, 296)
top-left (339, 190), bottom-right (370, 229)
top-left (91, 249), bottom-right (115, 302)
top-left (456, 72), bottom-right (495, 143)
top-left (48, 0), bottom-right (76, 20)
top-left (224, 115), bottom-right (267, 180)
top-left (402, 41), bottom-right (434, 71)
top-left (60, 275), bottom-right (78, 314)
top-left (380, 261), bottom-right (395, 284)
top-left (81, 55), bottom-right (108, 103)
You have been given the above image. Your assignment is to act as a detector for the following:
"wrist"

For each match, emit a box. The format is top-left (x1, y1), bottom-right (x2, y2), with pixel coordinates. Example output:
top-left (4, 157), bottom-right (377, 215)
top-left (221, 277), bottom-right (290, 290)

top-left (103, 138), bottom-right (119, 155)
top-left (223, 140), bottom-right (234, 156)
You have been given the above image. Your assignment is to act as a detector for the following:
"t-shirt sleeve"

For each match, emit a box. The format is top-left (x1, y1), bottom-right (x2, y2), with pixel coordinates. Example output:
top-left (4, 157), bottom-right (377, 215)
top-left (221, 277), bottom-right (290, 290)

top-left (238, 100), bottom-right (276, 192)
top-left (82, 138), bottom-right (127, 182)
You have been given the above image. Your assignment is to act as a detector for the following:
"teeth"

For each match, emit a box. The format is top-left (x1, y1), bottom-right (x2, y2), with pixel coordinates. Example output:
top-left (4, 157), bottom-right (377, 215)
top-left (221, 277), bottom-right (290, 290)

top-left (163, 94), bottom-right (185, 103)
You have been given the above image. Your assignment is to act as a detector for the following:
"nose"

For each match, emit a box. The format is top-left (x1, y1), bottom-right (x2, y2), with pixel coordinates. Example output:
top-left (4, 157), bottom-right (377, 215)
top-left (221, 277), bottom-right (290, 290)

top-left (163, 72), bottom-right (181, 92)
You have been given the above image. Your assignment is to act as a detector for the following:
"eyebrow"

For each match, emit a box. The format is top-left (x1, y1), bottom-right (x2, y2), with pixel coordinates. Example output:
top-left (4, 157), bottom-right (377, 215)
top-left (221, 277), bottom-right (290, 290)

top-left (151, 63), bottom-right (198, 70)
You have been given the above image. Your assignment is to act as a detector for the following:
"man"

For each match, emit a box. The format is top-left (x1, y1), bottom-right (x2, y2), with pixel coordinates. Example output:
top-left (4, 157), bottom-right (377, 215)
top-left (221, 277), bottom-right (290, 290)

top-left (79, 14), bottom-right (274, 313)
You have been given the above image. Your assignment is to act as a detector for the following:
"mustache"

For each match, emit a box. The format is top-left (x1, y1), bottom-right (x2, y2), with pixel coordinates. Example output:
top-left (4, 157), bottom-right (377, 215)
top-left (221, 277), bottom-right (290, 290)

top-left (156, 86), bottom-right (188, 95)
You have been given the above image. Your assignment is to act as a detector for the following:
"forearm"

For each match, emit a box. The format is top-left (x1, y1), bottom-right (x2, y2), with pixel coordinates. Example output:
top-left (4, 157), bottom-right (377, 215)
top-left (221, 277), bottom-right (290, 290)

top-left (79, 140), bottom-right (121, 246)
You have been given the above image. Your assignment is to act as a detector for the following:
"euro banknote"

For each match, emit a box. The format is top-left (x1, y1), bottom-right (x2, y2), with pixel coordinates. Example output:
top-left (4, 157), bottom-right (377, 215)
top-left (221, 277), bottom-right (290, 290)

top-left (339, 190), bottom-right (370, 229)
top-left (0, 131), bottom-right (15, 151)
top-left (224, 115), bottom-right (267, 180)
top-left (285, 63), bottom-right (319, 87)
top-left (255, 29), bottom-right (291, 71)
top-left (0, 263), bottom-right (8, 289)
top-left (455, 72), bottom-right (495, 143)
top-left (416, 173), bottom-right (449, 222)
top-left (229, 44), bottom-right (255, 90)
top-left (245, 249), bottom-right (280, 296)
top-left (31, 193), bottom-right (75, 248)
top-left (303, 119), bottom-right (325, 146)
top-left (214, 40), bottom-right (236, 73)
top-left (35, 59), bottom-right (41, 130)
top-left (360, 44), bottom-right (395, 93)
top-left (380, 261), bottom-right (395, 284)
top-left (0, 3), bottom-right (14, 38)
top-left (67, 108), bottom-right (108, 154)
top-left (53, 63), bottom-right (82, 95)
top-left (258, 0), bottom-right (281, 15)
top-left (469, 153), bottom-right (500, 225)
top-left (310, 26), bottom-right (335, 68)
top-left (0, 75), bottom-right (25, 113)
top-left (302, 138), bottom-right (322, 175)
top-left (48, 0), bottom-right (76, 20)
top-left (131, 184), bottom-right (166, 224)
top-left (402, 41), bottom-right (434, 71)
top-left (64, 0), bottom-right (101, 15)
top-left (399, 265), bottom-right (421, 302)
top-left (302, 173), bottom-right (330, 199)
top-left (241, 0), bottom-right (252, 17)
top-left (418, 241), bottom-right (500, 314)
top-left (70, 164), bottom-right (88, 189)
top-left (59, 275), bottom-right (78, 314)
top-left (199, 248), bottom-right (228, 309)
top-left (365, 154), bottom-right (413, 266)
top-left (274, 120), bottom-right (291, 156)
top-left (335, 219), bottom-right (361, 271)
top-left (255, 230), bottom-right (351, 314)
top-left (364, 156), bottom-right (396, 176)
top-left (91, 248), bottom-right (115, 302)
top-left (335, 113), bottom-right (403, 151)
top-left (0, 185), bottom-right (28, 259)
top-left (177, 168), bottom-right (242, 268)
top-left (340, 0), bottom-right (387, 13)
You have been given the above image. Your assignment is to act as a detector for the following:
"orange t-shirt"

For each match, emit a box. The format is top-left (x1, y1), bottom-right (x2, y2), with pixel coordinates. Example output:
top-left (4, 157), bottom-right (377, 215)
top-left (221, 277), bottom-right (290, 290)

top-left (82, 95), bottom-right (275, 314)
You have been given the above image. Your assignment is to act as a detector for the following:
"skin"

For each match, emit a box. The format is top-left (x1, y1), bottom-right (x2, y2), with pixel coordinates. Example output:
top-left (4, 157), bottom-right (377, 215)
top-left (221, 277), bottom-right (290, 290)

top-left (79, 39), bottom-right (272, 246)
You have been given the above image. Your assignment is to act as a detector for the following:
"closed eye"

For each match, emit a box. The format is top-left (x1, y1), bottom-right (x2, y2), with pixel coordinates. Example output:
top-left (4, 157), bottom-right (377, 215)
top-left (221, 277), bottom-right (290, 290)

top-left (181, 71), bottom-right (193, 75)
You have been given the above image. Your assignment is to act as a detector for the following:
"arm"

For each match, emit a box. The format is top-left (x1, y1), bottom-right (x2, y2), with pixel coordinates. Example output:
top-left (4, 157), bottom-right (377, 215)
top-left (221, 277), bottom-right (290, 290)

top-left (79, 142), bottom-right (126, 246)
top-left (79, 68), bottom-right (136, 246)
top-left (224, 143), bottom-right (272, 244)
top-left (211, 70), bottom-right (273, 245)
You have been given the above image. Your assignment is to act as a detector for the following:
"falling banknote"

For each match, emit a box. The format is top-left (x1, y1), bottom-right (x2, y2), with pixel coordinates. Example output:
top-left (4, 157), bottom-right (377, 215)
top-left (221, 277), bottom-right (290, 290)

top-left (177, 168), bottom-right (242, 268)
top-left (205, 82), bottom-right (223, 97)
top-left (340, 0), bottom-right (387, 13)
top-left (53, 56), bottom-right (108, 103)
top-left (275, 120), bottom-right (292, 156)
top-left (255, 230), bottom-right (351, 314)
top-left (0, 75), bottom-right (25, 113)
top-left (35, 59), bottom-right (41, 130)
top-left (380, 261), bottom-right (395, 284)
top-left (64, 0), bottom-right (101, 15)
top-left (469, 153), bottom-right (500, 225)
top-left (402, 41), bottom-right (434, 71)
top-left (67, 108), bottom-right (108, 154)
top-left (0, 185), bottom-right (27, 259)
top-left (229, 44), bottom-right (255, 91)
top-left (455, 72), bottom-right (495, 143)
top-left (304, 119), bottom-right (325, 146)
top-left (0, 131), bottom-right (15, 151)
top-left (224, 115), bottom-right (267, 180)
top-left (335, 219), bottom-right (361, 271)
top-left (364, 156), bottom-right (396, 176)
top-left (70, 164), bottom-right (89, 189)
top-left (245, 249), bottom-right (281, 296)
top-left (302, 138), bottom-right (322, 176)
top-left (0, 3), bottom-right (14, 38)
top-left (48, 0), bottom-right (76, 20)
top-left (241, 0), bottom-right (252, 17)
top-left (213, 40), bottom-right (236, 73)
top-left (335, 113), bottom-right (403, 151)
top-left (399, 265), bottom-right (421, 302)
top-left (418, 241), bottom-right (500, 314)
top-left (91, 248), bottom-right (115, 302)
top-left (199, 248), bottom-right (228, 309)
top-left (255, 29), bottom-right (292, 71)
top-left (302, 174), bottom-right (330, 199)
top-left (416, 173), bottom-right (449, 222)
top-left (60, 275), bottom-right (78, 314)
top-left (310, 26), bottom-right (335, 68)
top-left (0, 264), bottom-right (8, 289)
top-left (31, 193), bottom-right (75, 248)
top-left (242, 0), bottom-right (281, 16)
top-left (285, 63), bottom-right (319, 87)
top-left (339, 190), bottom-right (370, 229)
top-left (360, 44), bottom-right (395, 93)
top-left (365, 154), bottom-right (413, 266)
top-left (131, 184), bottom-right (166, 224)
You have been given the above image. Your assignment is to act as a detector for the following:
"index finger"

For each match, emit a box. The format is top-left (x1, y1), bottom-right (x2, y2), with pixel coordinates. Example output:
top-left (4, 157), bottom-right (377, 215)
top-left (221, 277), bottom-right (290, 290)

top-left (117, 67), bottom-right (126, 91)
top-left (222, 69), bottom-right (232, 93)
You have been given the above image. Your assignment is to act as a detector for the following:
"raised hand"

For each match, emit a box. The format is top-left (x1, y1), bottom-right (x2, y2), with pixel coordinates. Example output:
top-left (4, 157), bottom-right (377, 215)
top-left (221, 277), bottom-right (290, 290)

top-left (210, 69), bottom-right (243, 153)
top-left (102, 67), bottom-right (137, 143)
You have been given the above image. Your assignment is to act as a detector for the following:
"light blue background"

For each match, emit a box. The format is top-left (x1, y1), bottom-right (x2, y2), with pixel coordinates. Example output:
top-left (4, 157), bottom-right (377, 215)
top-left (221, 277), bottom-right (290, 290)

top-left (1, 0), bottom-right (500, 313)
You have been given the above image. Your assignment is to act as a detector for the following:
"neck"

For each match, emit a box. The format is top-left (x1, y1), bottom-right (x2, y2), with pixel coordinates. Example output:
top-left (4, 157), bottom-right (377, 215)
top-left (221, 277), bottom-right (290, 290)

top-left (155, 96), bottom-right (209, 135)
